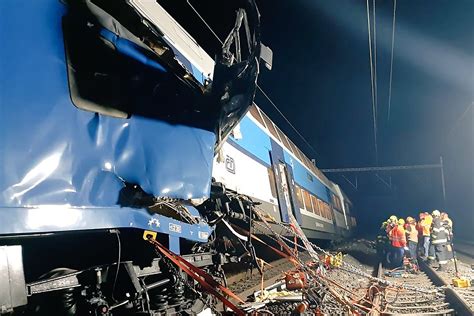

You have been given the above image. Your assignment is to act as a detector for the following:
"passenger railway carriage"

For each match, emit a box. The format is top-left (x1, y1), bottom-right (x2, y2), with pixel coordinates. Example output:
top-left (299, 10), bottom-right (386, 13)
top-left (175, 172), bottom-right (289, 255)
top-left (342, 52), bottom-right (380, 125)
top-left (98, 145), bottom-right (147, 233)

top-left (213, 104), bottom-right (356, 240)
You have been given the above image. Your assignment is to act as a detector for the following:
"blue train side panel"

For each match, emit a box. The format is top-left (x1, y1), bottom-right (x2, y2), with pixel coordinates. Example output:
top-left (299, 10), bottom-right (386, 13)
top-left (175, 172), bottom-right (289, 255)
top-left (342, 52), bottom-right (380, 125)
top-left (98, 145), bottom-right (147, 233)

top-left (0, 0), bottom-right (215, 208)
top-left (283, 151), bottom-right (331, 203)
top-left (230, 116), bottom-right (273, 166)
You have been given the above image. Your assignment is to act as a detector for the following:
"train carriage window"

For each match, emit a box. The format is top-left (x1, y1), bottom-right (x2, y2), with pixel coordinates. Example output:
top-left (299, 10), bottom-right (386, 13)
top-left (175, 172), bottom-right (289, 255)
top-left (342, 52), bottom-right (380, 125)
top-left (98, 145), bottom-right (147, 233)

top-left (294, 185), bottom-right (304, 209)
top-left (319, 200), bottom-right (326, 219)
top-left (302, 155), bottom-right (313, 172)
top-left (298, 149), bottom-right (311, 170)
top-left (311, 195), bottom-right (321, 216)
top-left (267, 167), bottom-right (278, 198)
top-left (345, 203), bottom-right (351, 215)
top-left (62, 9), bottom-right (215, 129)
top-left (274, 127), bottom-right (288, 148)
top-left (324, 203), bottom-right (332, 220)
top-left (318, 199), bottom-right (329, 219)
top-left (302, 189), bottom-right (313, 213)
top-left (260, 112), bottom-right (281, 141)
top-left (328, 204), bottom-right (334, 220)
top-left (249, 104), bottom-right (266, 127)
top-left (288, 140), bottom-right (303, 161)
top-left (276, 127), bottom-right (293, 154)
top-left (310, 164), bottom-right (319, 177)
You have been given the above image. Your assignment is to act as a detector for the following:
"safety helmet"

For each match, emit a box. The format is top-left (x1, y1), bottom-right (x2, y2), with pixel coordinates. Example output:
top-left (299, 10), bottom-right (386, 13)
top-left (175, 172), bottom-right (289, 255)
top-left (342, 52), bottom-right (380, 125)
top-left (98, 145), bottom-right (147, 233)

top-left (389, 215), bottom-right (397, 222)
top-left (380, 221), bottom-right (387, 229)
top-left (406, 216), bottom-right (414, 223)
top-left (398, 218), bottom-right (405, 225)
top-left (432, 210), bottom-right (441, 217)
top-left (419, 212), bottom-right (425, 219)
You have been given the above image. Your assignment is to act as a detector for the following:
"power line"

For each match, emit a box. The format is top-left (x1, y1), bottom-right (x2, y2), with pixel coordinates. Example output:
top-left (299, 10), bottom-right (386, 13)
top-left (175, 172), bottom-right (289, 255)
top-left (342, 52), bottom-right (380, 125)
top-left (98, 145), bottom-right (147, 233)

top-left (447, 102), bottom-right (473, 137)
top-left (366, 0), bottom-right (378, 164)
top-left (257, 85), bottom-right (320, 158)
top-left (387, 0), bottom-right (397, 122)
top-left (187, 0), bottom-right (321, 159)
top-left (321, 163), bottom-right (442, 173)
top-left (372, 0), bottom-right (378, 121)
top-left (187, 0), bottom-right (224, 45)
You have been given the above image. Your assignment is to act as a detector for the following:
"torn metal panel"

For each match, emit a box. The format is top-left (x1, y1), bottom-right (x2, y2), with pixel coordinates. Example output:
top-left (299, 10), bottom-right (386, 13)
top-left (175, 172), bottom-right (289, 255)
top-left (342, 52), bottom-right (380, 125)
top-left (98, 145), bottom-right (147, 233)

top-left (0, 0), bottom-right (214, 207)
top-left (0, 246), bottom-right (27, 313)
top-left (0, 0), bottom-right (264, 244)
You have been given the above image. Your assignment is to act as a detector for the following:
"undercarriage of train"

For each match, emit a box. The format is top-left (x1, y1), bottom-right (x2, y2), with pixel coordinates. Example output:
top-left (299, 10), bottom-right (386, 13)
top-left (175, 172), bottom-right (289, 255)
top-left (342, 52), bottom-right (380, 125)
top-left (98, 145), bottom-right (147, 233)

top-left (1, 181), bottom-right (266, 316)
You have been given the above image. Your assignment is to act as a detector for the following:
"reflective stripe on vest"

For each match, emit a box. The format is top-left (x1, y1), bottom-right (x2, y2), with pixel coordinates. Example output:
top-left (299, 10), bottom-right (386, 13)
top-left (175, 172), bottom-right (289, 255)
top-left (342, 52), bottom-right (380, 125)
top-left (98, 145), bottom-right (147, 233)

top-left (432, 238), bottom-right (447, 244)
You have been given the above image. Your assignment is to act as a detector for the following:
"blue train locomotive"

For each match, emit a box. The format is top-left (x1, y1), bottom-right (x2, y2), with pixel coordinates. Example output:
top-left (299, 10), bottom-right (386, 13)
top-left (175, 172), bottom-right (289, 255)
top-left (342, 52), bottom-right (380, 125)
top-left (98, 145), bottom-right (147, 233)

top-left (0, 0), bottom-right (265, 314)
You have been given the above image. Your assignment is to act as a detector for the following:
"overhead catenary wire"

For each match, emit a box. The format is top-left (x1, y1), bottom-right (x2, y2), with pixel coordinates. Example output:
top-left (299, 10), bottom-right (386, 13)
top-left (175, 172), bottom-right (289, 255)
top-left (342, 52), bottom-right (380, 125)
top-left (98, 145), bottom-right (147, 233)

top-left (187, 0), bottom-right (224, 45)
top-left (187, 0), bottom-right (321, 159)
top-left (387, 0), bottom-right (397, 121)
top-left (366, 0), bottom-right (378, 165)
top-left (257, 85), bottom-right (321, 159)
top-left (372, 0), bottom-right (378, 121)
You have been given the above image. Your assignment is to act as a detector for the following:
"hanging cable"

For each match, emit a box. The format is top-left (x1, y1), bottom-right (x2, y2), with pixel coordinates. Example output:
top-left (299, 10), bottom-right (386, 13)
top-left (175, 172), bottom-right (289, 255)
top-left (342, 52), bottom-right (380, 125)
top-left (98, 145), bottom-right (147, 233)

top-left (366, 0), bottom-right (378, 164)
top-left (387, 0), bottom-right (397, 122)
top-left (111, 229), bottom-right (121, 302)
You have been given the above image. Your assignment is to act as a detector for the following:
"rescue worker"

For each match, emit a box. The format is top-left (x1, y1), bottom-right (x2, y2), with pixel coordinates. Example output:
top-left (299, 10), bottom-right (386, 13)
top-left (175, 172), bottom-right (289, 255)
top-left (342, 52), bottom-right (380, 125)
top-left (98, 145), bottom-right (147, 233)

top-left (388, 218), bottom-right (407, 268)
top-left (430, 210), bottom-right (449, 271)
top-left (420, 212), bottom-right (432, 259)
top-left (416, 212), bottom-right (425, 256)
top-left (441, 212), bottom-right (454, 261)
top-left (386, 215), bottom-right (398, 235)
top-left (405, 217), bottom-right (418, 261)
top-left (441, 212), bottom-right (453, 231)
top-left (376, 221), bottom-right (389, 262)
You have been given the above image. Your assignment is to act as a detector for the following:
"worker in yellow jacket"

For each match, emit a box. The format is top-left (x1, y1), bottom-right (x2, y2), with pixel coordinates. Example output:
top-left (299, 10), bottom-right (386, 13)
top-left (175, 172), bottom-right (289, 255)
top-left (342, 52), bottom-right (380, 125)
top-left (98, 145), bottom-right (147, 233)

top-left (405, 217), bottom-right (418, 261)
top-left (420, 212), bottom-right (432, 259)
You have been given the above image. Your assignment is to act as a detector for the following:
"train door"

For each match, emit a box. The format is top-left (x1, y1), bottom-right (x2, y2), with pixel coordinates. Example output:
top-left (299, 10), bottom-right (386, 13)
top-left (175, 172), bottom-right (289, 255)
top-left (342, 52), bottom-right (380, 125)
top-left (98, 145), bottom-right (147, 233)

top-left (278, 163), bottom-right (293, 222)
top-left (269, 139), bottom-right (301, 224)
top-left (281, 163), bottom-right (303, 224)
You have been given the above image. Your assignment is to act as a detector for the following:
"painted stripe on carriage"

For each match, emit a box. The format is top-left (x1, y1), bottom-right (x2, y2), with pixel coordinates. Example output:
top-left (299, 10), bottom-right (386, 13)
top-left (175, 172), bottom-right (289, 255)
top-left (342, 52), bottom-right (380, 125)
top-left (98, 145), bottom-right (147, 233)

top-left (245, 112), bottom-right (336, 195)
top-left (227, 138), bottom-right (271, 168)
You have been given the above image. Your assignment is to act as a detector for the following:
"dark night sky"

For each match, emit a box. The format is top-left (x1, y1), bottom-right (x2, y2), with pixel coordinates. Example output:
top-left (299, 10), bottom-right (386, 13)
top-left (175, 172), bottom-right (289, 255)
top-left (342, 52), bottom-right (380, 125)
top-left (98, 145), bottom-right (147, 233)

top-left (254, 0), bottom-right (473, 238)
top-left (165, 0), bottom-right (473, 239)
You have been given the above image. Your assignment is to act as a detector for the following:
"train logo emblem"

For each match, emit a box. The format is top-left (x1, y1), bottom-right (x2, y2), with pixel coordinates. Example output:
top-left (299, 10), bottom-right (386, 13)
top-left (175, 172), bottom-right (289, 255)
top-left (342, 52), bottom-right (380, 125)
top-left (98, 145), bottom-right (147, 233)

top-left (225, 155), bottom-right (235, 174)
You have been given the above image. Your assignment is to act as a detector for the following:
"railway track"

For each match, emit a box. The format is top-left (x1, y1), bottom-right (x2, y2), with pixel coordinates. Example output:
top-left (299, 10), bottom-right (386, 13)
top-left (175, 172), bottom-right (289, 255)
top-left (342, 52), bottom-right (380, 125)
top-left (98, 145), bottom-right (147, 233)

top-left (227, 254), bottom-right (312, 299)
top-left (374, 261), bottom-right (473, 315)
top-left (224, 239), bottom-right (473, 315)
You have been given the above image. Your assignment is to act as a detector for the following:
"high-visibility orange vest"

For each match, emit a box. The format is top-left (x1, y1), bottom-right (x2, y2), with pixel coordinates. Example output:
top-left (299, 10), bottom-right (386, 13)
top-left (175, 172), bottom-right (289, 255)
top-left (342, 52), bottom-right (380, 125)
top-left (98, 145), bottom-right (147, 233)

top-left (405, 224), bottom-right (418, 242)
top-left (389, 225), bottom-right (406, 248)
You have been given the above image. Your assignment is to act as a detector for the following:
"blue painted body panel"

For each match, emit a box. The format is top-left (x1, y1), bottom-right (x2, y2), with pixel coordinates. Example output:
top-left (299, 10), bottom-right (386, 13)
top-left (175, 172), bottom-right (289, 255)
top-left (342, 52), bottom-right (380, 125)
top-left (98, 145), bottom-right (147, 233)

top-left (0, 0), bottom-right (214, 242)
top-left (283, 151), bottom-right (331, 203)
top-left (227, 138), bottom-right (271, 168)
top-left (0, 206), bottom-right (211, 243)
top-left (231, 117), bottom-right (272, 165)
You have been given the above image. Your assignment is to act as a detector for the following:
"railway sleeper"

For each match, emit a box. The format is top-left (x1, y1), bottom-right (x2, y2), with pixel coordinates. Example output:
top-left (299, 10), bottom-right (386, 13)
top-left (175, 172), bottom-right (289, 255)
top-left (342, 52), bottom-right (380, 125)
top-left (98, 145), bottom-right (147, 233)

top-left (385, 302), bottom-right (451, 311)
top-left (382, 309), bottom-right (456, 316)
